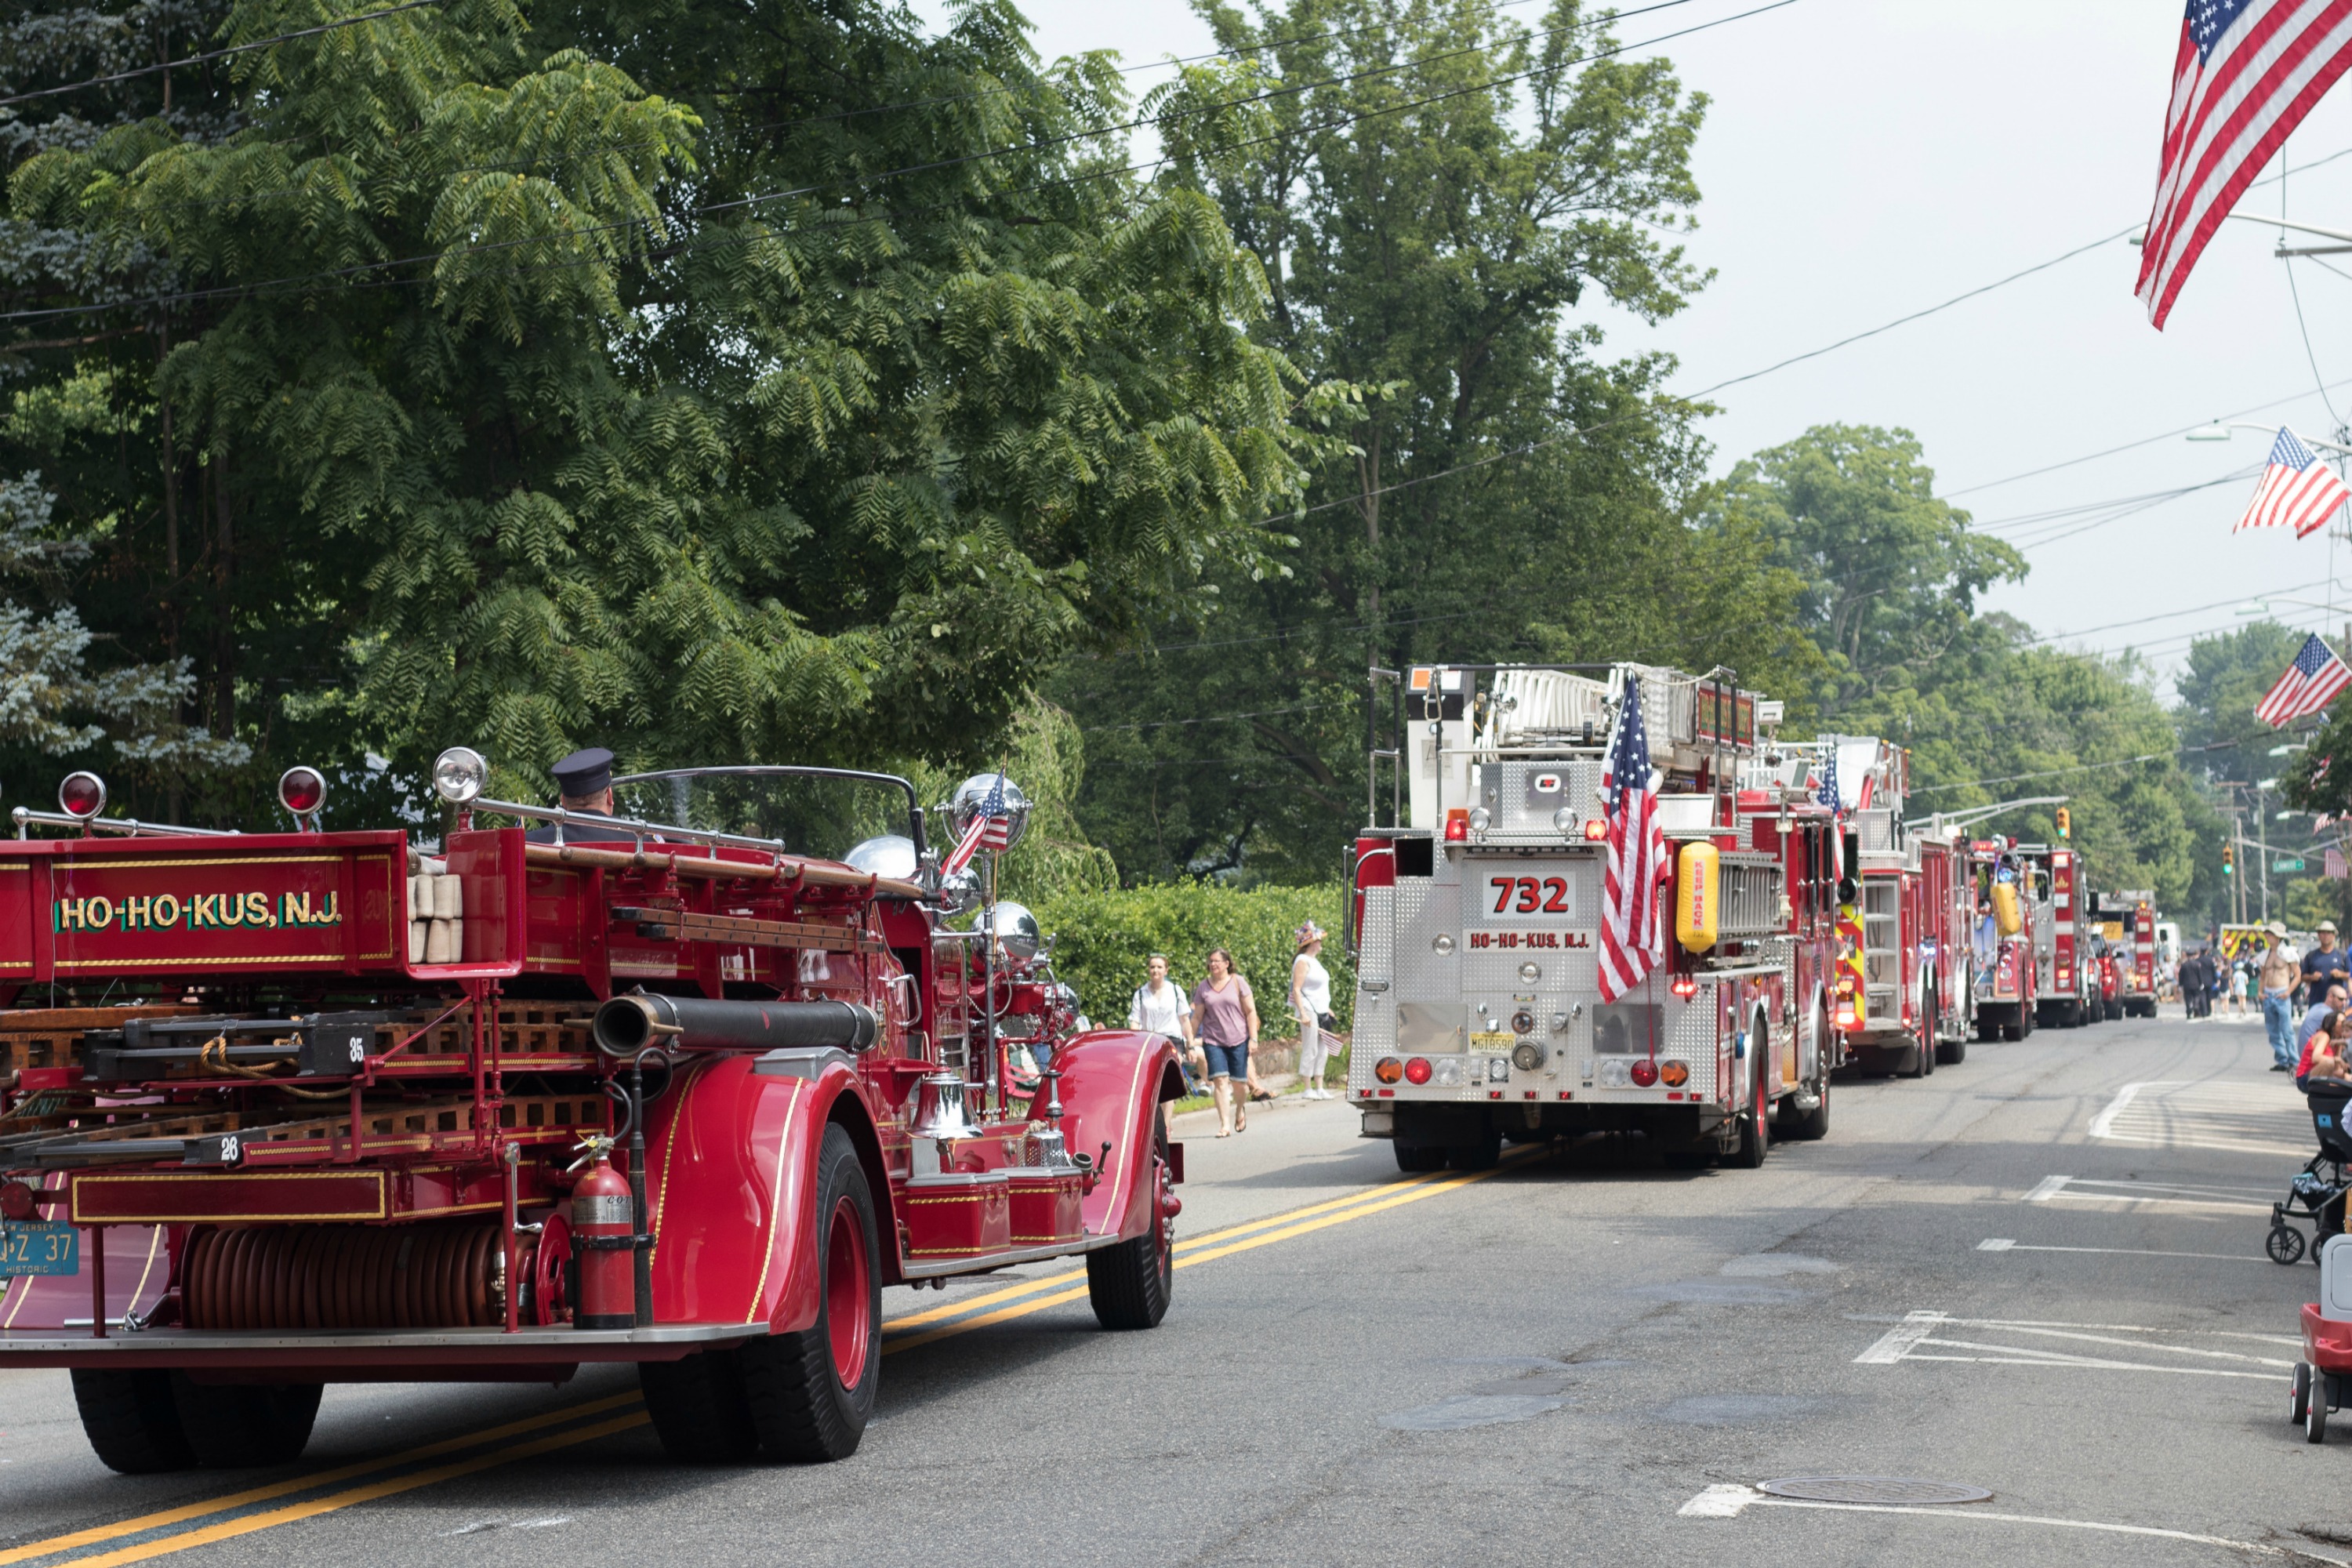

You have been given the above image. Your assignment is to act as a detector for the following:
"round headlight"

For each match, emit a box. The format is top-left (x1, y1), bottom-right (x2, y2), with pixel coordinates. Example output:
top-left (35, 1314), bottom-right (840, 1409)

top-left (844, 834), bottom-right (919, 880)
top-left (1553, 806), bottom-right (1577, 834)
top-left (1467, 806), bottom-right (1492, 833)
top-left (949, 773), bottom-right (1032, 852)
top-left (278, 765), bottom-right (327, 816)
top-left (975, 901), bottom-right (1044, 963)
top-left (58, 771), bottom-right (106, 820)
top-left (432, 747), bottom-right (488, 805)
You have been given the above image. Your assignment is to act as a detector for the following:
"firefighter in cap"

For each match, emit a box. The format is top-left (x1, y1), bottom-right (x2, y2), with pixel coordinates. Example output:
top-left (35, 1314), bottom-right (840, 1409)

top-left (525, 747), bottom-right (639, 844)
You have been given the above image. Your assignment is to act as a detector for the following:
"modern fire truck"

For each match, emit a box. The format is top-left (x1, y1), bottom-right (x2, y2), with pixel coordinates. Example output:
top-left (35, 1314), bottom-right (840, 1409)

top-left (2101, 890), bottom-right (2161, 1017)
top-left (2021, 844), bottom-right (2102, 1029)
top-left (1966, 837), bottom-right (2038, 1040)
top-left (0, 757), bottom-right (1181, 1472)
top-left (1349, 663), bottom-right (1834, 1172)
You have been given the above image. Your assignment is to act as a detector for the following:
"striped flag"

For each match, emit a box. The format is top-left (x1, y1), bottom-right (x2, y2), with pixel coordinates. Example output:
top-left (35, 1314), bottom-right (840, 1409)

top-left (1597, 673), bottom-right (1669, 1004)
top-left (2136, 0), bottom-right (2352, 329)
top-left (2234, 426), bottom-right (2352, 537)
top-left (941, 772), bottom-right (1015, 877)
top-left (2325, 844), bottom-right (2348, 880)
top-left (2256, 633), bottom-right (2352, 726)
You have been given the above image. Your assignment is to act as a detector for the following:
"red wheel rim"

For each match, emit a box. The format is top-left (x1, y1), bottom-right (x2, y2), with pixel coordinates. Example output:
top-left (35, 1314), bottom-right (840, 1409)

top-left (825, 1195), bottom-right (872, 1388)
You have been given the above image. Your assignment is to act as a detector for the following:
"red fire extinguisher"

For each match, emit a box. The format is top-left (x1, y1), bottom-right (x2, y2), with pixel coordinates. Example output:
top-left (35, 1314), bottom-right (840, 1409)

top-left (572, 1145), bottom-right (637, 1330)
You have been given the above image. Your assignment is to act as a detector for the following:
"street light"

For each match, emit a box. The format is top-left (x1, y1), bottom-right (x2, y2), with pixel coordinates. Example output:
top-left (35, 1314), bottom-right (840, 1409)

top-left (2187, 419), bottom-right (2352, 456)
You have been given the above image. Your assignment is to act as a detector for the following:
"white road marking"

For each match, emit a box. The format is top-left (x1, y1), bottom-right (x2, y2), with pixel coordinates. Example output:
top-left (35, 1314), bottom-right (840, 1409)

top-left (2089, 1080), bottom-right (2311, 1157)
top-left (2022, 1174), bottom-right (2275, 1213)
top-left (2023, 1174), bottom-right (2072, 1202)
top-left (1853, 1310), bottom-right (1947, 1364)
top-left (1976, 1238), bottom-right (2266, 1263)
top-left (1672, 1486), bottom-right (2349, 1562)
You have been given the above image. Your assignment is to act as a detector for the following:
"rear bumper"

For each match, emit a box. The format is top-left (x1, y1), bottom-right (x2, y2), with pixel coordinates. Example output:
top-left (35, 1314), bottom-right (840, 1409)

top-left (0, 1320), bottom-right (755, 1373)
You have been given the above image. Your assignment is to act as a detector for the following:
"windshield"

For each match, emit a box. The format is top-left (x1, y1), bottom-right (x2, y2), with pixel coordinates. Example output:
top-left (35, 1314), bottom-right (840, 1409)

top-left (609, 768), bottom-right (924, 862)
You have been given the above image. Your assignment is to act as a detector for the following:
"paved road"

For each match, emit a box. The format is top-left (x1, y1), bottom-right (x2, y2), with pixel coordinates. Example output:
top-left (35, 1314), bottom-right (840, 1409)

top-left (4, 1012), bottom-right (2345, 1566)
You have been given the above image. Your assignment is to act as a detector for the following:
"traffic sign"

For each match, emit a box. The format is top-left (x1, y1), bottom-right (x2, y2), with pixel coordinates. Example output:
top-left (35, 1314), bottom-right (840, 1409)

top-left (2274, 856), bottom-right (2307, 873)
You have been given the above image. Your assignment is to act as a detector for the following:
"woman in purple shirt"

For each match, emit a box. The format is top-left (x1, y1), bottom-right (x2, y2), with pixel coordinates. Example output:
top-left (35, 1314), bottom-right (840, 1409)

top-left (1192, 949), bottom-right (1261, 1137)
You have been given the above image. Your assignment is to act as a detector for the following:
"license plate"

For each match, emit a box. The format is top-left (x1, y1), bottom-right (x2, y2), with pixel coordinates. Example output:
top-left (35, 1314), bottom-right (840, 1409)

top-left (0, 1221), bottom-right (79, 1277)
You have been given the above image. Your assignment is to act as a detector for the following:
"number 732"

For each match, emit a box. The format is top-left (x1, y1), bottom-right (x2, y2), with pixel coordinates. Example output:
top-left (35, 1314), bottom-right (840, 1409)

top-left (1490, 877), bottom-right (1570, 915)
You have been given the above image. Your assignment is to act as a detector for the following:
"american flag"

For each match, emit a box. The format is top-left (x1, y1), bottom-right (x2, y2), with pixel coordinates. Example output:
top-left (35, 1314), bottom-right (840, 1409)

top-left (2234, 426), bottom-right (2352, 538)
top-left (941, 772), bottom-right (1014, 877)
top-left (2136, 0), bottom-right (2352, 328)
top-left (1597, 673), bottom-right (1668, 1004)
top-left (1815, 747), bottom-right (1840, 811)
top-left (2256, 633), bottom-right (2352, 726)
top-left (2326, 844), bottom-right (2349, 880)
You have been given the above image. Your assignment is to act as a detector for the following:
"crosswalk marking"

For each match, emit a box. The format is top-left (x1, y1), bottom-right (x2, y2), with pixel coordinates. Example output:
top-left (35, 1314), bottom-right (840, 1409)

top-left (2088, 1080), bottom-right (2311, 1158)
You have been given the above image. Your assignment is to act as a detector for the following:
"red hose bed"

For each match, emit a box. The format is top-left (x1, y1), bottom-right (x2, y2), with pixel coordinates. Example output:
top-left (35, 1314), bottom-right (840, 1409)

top-left (182, 1223), bottom-right (546, 1330)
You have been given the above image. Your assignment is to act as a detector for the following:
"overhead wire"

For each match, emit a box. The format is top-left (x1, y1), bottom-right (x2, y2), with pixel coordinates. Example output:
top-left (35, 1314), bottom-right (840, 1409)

top-left (0, 0), bottom-right (446, 109)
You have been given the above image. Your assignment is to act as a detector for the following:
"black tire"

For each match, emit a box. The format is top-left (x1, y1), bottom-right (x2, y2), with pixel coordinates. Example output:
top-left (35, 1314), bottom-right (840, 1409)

top-left (169, 1376), bottom-right (321, 1468)
top-left (640, 1348), bottom-right (758, 1462)
top-left (2311, 1381), bottom-right (2330, 1445)
top-left (2295, 1360), bottom-right (2316, 1425)
top-left (1731, 1064), bottom-right (1770, 1169)
top-left (71, 1368), bottom-right (196, 1475)
top-left (2270, 1225), bottom-right (2308, 1265)
top-left (1977, 1018), bottom-right (1999, 1043)
top-left (1659, 1147), bottom-right (1715, 1170)
top-left (1088, 1112), bottom-right (1174, 1331)
top-left (1394, 1143), bottom-right (1450, 1172)
top-left (2106, 1001), bottom-right (2123, 1022)
top-left (1935, 1034), bottom-right (1967, 1066)
top-left (2001, 1024), bottom-right (2021, 1043)
top-left (1447, 1131), bottom-right (1501, 1171)
top-left (1780, 1022), bottom-right (1830, 1142)
top-left (739, 1123), bottom-right (882, 1463)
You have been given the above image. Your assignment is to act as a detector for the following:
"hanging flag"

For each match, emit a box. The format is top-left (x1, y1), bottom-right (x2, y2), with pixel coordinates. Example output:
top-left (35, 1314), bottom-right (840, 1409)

top-left (1597, 673), bottom-right (1669, 1004)
top-left (2136, 0), bottom-right (2352, 328)
top-left (2326, 844), bottom-right (2349, 880)
top-left (2234, 426), bottom-right (2352, 538)
top-left (2256, 633), bottom-right (2352, 726)
top-left (941, 772), bottom-right (1015, 877)
top-left (1815, 747), bottom-right (1840, 811)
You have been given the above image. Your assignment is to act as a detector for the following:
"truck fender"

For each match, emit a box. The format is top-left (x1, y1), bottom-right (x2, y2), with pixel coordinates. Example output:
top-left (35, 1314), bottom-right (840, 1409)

top-left (642, 1052), bottom-right (871, 1337)
top-left (1048, 1029), bottom-right (1182, 1241)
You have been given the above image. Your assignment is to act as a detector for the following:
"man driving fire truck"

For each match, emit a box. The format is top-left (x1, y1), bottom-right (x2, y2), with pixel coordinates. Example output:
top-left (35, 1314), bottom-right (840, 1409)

top-left (523, 746), bottom-right (639, 844)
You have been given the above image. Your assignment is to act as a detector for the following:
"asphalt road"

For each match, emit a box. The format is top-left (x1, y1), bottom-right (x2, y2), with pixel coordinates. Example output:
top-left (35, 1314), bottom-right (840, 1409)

top-left (4, 1010), bottom-right (2347, 1566)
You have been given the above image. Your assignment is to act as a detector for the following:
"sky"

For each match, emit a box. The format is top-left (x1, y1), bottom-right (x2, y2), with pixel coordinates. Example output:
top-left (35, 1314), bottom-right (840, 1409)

top-left (909, 0), bottom-right (2352, 690)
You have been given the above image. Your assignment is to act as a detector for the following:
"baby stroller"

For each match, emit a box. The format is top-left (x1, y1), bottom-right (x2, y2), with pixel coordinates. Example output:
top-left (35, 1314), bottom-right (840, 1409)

top-left (2270, 1087), bottom-right (2352, 1265)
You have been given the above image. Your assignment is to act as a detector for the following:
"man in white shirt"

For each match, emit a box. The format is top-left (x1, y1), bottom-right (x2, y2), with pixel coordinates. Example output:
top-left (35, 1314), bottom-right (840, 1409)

top-left (1128, 954), bottom-right (1205, 1091)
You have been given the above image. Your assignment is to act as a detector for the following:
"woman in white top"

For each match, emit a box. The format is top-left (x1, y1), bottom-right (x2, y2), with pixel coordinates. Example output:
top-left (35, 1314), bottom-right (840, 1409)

top-left (1292, 922), bottom-right (1335, 1099)
top-left (1127, 953), bottom-right (1205, 1088)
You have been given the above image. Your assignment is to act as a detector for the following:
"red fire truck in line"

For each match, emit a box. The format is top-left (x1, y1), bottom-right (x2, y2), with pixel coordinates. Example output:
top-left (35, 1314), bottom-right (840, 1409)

top-left (2021, 844), bottom-right (2103, 1029)
top-left (2099, 890), bottom-right (2161, 1018)
top-left (1349, 663), bottom-right (1836, 1172)
top-left (1966, 838), bottom-right (2038, 1041)
top-left (0, 758), bottom-right (1180, 1472)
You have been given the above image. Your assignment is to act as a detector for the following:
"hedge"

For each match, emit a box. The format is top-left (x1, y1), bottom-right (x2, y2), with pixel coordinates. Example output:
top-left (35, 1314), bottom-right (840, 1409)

top-left (1030, 882), bottom-right (1353, 1039)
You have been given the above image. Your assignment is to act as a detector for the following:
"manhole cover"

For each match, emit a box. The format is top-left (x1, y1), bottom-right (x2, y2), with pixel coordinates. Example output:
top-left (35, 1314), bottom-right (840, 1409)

top-left (1758, 1476), bottom-right (1993, 1505)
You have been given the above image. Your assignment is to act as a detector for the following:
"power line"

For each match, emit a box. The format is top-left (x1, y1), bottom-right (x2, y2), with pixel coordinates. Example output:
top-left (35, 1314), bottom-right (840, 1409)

top-left (1910, 739), bottom-right (2240, 797)
top-left (0, 0), bottom-right (1779, 326)
top-left (0, 0), bottom-right (445, 109)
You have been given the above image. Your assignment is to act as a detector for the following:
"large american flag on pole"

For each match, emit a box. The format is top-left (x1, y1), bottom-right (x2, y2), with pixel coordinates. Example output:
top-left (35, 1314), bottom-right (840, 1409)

top-left (2234, 426), bottom-right (2352, 536)
top-left (941, 772), bottom-right (1015, 876)
top-left (2136, 0), bottom-right (2352, 329)
top-left (2256, 632), bottom-right (2352, 726)
top-left (1597, 673), bottom-right (1669, 1004)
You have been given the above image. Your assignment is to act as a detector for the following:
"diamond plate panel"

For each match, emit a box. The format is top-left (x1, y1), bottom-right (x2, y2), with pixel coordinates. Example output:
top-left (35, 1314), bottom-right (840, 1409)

top-left (1394, 877), bottom-right (1462, 1001)
top-left (1358, 885), bottom-right (1395, 990)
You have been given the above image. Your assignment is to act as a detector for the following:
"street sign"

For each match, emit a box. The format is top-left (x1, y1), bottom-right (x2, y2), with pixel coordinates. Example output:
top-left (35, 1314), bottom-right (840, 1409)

top-left (2276, 857), bottom-right (2308, 873)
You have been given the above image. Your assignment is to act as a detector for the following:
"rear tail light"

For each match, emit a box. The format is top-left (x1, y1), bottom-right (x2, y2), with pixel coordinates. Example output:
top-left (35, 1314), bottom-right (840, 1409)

top-left (1659, 1060), bottom-right (1690, 1087)
top-left (1583, 819), bottom-right (1607, 842)
top-left (278, 765), bottom-right (327, 818)
top-left (1374, 1057), bottom-right (1403, 1084)
top-left (1629, 1059), bottom-right (1658, 1087)
top-left (1404, 1057), bottom-right (1433, 1085)
top-left (57, 771), bottom-right (105, 819)
top-left (1670, 976), bottom-right (1698, 1000)
top-left (0, 1181), bottom-right (34, 1221)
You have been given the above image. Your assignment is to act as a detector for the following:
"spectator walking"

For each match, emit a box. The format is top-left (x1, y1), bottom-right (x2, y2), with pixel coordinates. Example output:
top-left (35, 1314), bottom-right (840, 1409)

top-left (2261, 923), bottom-right (2303, 1071)
top-left (1291, 923), bottom-right (1337, 1099)
top-left (1192, 949), bottom-right (1261, 1138)
top-left (1127, 954), bottom-right (1204, 1092)
top-left (2177, 948), bottom-right (2202, 1018)
top-left (2232, 956), bottom-right (2254, 1018)
top-left (2306, 920), bottom-right (2349, 1007)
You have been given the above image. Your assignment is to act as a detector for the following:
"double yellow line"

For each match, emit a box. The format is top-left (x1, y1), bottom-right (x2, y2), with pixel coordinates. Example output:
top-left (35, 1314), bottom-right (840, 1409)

top-left (5, 1150), bottom-right (1532, 1566)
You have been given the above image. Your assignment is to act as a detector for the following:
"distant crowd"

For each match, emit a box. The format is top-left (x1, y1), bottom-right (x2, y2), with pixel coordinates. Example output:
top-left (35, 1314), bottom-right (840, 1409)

top-left (1124, 924), bottom-right (1344, 1138)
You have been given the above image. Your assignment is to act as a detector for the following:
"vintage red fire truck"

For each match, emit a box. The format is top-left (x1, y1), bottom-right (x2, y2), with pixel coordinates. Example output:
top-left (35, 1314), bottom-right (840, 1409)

top-left (0, 757), bottom-right (1181, 1472)
top-left (1966, 838), bottom-right (2038, 1040)
top-left (1348, 663), bottom-right (1834, 1172)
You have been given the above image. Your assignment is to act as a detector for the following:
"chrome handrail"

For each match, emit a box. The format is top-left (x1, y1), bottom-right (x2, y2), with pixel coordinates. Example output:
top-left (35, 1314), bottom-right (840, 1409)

top-left (467, 797), bottom-right (786, 856)
top-left (13, 808), bottom-right (238, 839)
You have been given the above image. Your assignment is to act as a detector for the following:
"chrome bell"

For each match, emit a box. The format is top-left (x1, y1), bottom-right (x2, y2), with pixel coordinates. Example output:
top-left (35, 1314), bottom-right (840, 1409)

top-left (949, 773), bottom-right (1032, 851)
top-left (844, 833), bottom-right (919, 880)
top-left (910, 1072), bottom-right (985, 1142)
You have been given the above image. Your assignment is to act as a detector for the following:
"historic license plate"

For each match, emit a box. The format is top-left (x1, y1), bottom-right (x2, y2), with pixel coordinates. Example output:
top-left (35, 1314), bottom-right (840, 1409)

top-left (0, 1220), bottom-right (78, 1276)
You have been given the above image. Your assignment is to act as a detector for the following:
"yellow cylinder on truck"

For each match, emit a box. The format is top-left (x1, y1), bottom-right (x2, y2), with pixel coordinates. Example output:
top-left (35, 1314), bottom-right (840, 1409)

top-left (1991, 880), bottom-right (2022, 936)
top-left (1675, 842), bottom-right (1719, 953)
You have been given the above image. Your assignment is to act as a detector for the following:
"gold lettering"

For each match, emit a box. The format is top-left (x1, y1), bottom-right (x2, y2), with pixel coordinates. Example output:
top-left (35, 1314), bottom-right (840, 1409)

top-left (54, 898), bottom-right (83, 933)
top-left (286, 891), bottom-right (310, 926)
top-left (152, 893), bottom-right (180, 930)
top-left (191, 893), bottom-right (218, 928)
top-left (82, 895), bottom-right (114, 931)
top-left (245, 891), bottom-right (271, 927)
top-left (123, 895), bottom-right (152, 931)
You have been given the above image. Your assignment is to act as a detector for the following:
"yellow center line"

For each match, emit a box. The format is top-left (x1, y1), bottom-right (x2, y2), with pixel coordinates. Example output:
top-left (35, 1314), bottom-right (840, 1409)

top-left (882, 1167), bottom-right (1458, 1334)
top-left (0, 1392), bottom-right (644, 1566)
top-left (64, 1413), bottom-right (650, 1568)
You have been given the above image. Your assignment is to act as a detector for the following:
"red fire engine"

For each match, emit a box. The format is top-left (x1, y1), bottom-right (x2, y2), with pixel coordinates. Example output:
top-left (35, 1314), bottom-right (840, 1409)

top-left (2099, 891), bottom-right (2161, 1017)
top-left (0, 757), bottom-right (1181, 1471)
top-left (1965, 838), bottom-right (2038, 1040)
top-left (2020, 844), bottom-right (2101, 1028)
top-left (1349, 664), bottom-right (1834, 1172)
